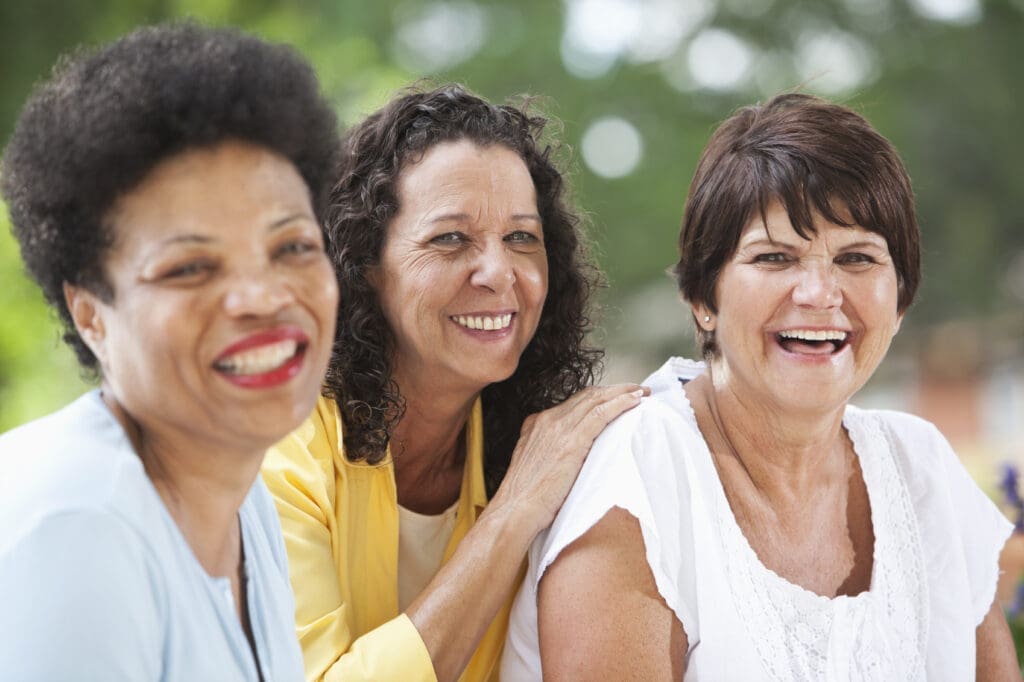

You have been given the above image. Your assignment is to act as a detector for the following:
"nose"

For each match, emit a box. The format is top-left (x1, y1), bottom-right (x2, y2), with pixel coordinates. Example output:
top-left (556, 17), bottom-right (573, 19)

top-left (222, 269), bottom-right (295, 318)
top-left (469, 240), bottom-right (515, 294)
top-left (792, 262), bottom-right (842, 309)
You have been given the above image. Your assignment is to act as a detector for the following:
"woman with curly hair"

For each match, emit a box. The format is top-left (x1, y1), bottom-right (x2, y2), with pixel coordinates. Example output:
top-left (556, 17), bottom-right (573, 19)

top-left (261, 84), bottom-right (643, 682)
top-left (0, 23), bottom-right (339, 680)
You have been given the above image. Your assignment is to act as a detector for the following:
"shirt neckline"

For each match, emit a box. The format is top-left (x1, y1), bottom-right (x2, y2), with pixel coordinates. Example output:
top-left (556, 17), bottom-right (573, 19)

top-left (664, 361), bottom-right (881, 606)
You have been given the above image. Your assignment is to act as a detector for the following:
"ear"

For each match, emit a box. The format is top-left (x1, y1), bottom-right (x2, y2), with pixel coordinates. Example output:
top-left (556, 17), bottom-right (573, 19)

top-left (690, 302), bottom-right (714, 331)
top-left (894, 311), bottom-right (904, 335)
top-left (63, 282), bottom-right (108, 366)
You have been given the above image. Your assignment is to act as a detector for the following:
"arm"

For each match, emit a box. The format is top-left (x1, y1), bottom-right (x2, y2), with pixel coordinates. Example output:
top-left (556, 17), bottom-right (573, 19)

top-left (265, 384), bottom-right (646, 682)
top-left (976, 591), bottom-right (1023, 680)
top-left (924, 422), bottom-right (1021, 678)
top-left (264, 415), bottom-right (436, 682)
top-left (408, 384), bottom-right (647, 681)
top-left (0, 512), bottom-right (162, 681)
top-left (538, 507), bottom-right (687, 681)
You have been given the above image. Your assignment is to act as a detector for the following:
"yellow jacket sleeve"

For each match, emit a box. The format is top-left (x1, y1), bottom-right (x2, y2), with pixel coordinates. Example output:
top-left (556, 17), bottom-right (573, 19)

top-left (262, 399), bottom-right (438, 682)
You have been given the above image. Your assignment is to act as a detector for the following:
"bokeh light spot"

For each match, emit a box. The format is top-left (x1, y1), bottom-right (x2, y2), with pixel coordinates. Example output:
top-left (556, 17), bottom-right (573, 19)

top-left (908, 0), bottom-right (982, 24)
top-left (687, 28), bottom-right (754, 91)
top-left (581, 117), bottom-right (644, 179)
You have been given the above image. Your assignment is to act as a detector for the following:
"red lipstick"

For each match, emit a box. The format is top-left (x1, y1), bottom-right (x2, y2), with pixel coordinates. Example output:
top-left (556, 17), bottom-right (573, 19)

top-left (213, 326), bottom-right (309, 389)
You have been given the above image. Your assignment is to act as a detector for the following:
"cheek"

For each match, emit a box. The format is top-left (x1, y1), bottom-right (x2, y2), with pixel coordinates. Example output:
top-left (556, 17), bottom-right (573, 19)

top-left (859, 272), bottom-right (901, 322)
top-left (104, 302), bottom-right (181, 380)
top-left (381, 253), bottom-right (449, 301)
top-left (520, 255), bottom-right (549, 304)
top-left (307, 263), bottom-right (339, 320)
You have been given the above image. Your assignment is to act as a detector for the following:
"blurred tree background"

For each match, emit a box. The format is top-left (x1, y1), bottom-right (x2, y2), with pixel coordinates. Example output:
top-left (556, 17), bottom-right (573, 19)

top-left (2, 0), bottom-right (1024, 658)
top-left (2, 0), bottom-right (1022, 426)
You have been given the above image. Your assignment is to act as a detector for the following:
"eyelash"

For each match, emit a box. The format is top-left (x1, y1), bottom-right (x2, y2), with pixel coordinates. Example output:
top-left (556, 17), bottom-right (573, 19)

top-left (430, 230), bottom-right (540, 245)
top-left (506, 230), bottom-right (539, 244)
top-left (276, 240), bottom-right (319, 257)
top-left (836, 252), bottom-right (876, 265)
top-left (164, 260), bottom-right (214, 279)
top-left (160, 239), bottom-right (320, 279)
top-left (753, 253), bottom-right (791, 264)
top-left (751, 252), bottom-right (878, 266)
top-left (430, 232), bottom-right (466, 245)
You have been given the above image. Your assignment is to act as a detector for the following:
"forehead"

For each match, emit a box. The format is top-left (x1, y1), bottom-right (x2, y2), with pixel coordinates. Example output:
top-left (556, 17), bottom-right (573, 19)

top-left (395, 140), bottom-right (535, 204)
top-left (106, 141), bottom-right (310, 246)
top-left (738, 199), bottom-right (889, 248)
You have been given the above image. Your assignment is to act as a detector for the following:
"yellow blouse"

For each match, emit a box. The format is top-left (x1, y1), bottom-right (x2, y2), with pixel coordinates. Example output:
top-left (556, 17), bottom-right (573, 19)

top-left (261, 394), bottom-right (512, 682)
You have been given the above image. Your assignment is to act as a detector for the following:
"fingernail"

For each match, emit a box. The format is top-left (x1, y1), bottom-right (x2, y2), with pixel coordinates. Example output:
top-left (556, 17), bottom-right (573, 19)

top-left (632, 389), bottom-right (644, 398)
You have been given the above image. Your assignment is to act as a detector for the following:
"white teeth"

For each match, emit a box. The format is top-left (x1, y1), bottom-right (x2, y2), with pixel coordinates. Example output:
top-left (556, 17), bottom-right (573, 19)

top-left (778, 329), bottom-right (848, 342)
top-left (454, 313), bottom-right (513, 331)
top-left (215, 339), bottom-right (298, 375)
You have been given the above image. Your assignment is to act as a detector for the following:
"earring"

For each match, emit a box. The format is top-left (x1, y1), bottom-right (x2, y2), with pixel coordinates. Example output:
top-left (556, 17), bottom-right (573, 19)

top-left (703, 315), bottom-right (711, 323)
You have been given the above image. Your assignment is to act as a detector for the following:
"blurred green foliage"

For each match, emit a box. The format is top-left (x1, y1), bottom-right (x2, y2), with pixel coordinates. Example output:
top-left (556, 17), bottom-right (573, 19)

top-left (1, 0), bottom-right (1023, 431)
top-left (0, 207), bottom-right (85, 430)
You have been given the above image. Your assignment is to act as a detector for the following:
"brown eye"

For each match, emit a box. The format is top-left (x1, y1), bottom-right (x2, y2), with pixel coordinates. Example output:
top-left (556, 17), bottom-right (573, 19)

top-left (164, 260), bottom-right (214, 279)
top-left (430, 232), bottom-right (467, 245)
top-left (505, 230), bottom-right (539, 244)
top-left (276, 240), bottom-right (318, 257)
top-left (836, 253), bottom-right (876, 266)
top-left (753, 252), bottom-right (790, 264)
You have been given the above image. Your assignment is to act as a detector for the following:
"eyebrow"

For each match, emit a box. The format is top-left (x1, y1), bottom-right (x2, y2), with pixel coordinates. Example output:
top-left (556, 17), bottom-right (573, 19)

top-left (428, 212), bottom-right (542, 225)
top-left (837, 239), bottom-right (888, 250)
top-left (739, 235), bottom-right (888, 250)
top-left (157, 234), bottom-right (213, 247)
top-left (738, 236), bottom-right (797, 249)
top-left (155, 212), bottom-right (314, 247)
top-left (511, 213), bottom-right (542, 223)
top-left (269, 212), bottom-right (316, 230)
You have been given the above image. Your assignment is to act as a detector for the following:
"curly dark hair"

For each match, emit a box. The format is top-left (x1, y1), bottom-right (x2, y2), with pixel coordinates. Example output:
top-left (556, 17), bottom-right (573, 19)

top-left (674, 92), bottom-right (921, 358)
top-left (1, 21), bottom-right (339, 372)
top-left (326, 83), bottom-right (603, 495)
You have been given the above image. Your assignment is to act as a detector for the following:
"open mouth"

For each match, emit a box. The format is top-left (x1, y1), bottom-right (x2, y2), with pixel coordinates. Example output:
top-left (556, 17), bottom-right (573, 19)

top-left (775, 329), bottom-right (850, 355)
top-left (213, 338), bottom-right (306, 376)
top-left (452, 313), bottom-right (514, 331)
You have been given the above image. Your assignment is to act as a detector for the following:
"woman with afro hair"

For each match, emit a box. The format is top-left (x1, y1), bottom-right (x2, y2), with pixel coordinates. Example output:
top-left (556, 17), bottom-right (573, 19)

top-left (0, 22), bottom-right (340, 681)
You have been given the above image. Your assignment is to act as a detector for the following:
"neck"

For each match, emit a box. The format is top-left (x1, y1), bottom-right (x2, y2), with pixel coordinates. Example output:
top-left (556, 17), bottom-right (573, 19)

top-left (101, 385), bottom-right (261, 577)
top-left (390, 370), bottom-right (478, 512)
top-left (692, 370), bottom-right (850, 501)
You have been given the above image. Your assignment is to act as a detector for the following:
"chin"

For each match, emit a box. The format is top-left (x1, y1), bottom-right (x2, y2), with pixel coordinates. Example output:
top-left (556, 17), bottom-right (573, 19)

top-left (468, 365), bottom-right (520, 391)
top-left (776, 382), bottom-right (857, 414)
top-left (239, 395), bottom-right (317, 443)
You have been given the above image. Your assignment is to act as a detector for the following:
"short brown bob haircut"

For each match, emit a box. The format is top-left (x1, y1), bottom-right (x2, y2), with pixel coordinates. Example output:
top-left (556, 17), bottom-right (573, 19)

top-left (673, 93), bottom-right (921, 358)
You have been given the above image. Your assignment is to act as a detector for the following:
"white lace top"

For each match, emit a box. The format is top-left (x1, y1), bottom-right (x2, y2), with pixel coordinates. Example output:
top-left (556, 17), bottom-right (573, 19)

top-left (501, 358), bottom-right (1012, 681)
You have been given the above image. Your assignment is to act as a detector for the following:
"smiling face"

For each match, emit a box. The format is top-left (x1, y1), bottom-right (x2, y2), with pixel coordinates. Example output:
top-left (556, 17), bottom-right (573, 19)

top-left (373, 139), bottom-right (548, 399)
top-left (68, 140), bottom-right (338, 454)
top-left (696, 200), bottom-right (902, 416)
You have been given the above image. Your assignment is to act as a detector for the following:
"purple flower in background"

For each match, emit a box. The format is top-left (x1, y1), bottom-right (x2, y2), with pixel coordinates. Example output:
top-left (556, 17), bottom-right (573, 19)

top-left (999, 462), bottom-right (1024, 533)
top-left (1012, 582), bottom-right (1024, 619)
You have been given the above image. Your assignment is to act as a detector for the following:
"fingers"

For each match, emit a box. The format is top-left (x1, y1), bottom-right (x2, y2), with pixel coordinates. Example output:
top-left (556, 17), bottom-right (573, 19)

top-left (573, 386), bottom-right (645, 442)
top-left (520, 383), bottom-right (647, 455)
top-left (588, 387), bottom-right (645, 426)
top-left (557, 383), bottom-right (648, 429)
top-left (495, 383), bottom-right (650, 534)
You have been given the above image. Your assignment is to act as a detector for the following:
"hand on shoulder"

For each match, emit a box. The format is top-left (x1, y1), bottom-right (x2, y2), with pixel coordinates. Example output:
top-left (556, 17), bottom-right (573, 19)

top-left (488, 384), bottom-right (648, 536)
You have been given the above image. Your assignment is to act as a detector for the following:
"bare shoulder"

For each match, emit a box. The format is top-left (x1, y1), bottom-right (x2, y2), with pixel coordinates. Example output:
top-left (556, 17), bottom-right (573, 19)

top-left (976, 595), bottom-right (1023, 681)
top-left (538, 507), bottom-right (687, 681)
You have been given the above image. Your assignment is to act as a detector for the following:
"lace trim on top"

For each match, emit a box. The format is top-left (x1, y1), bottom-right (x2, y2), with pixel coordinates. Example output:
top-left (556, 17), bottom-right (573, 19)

top-left (679, 383), bottom-right (928, 681)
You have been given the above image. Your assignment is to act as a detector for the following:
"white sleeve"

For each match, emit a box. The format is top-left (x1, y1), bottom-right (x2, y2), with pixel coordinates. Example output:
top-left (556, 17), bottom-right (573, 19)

top-left (934, 432), bottom-right (1015, 624)
top-left (0, 510), bottom-right (163, 680)
top-left (533, 401), bottom-right (698, 638)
